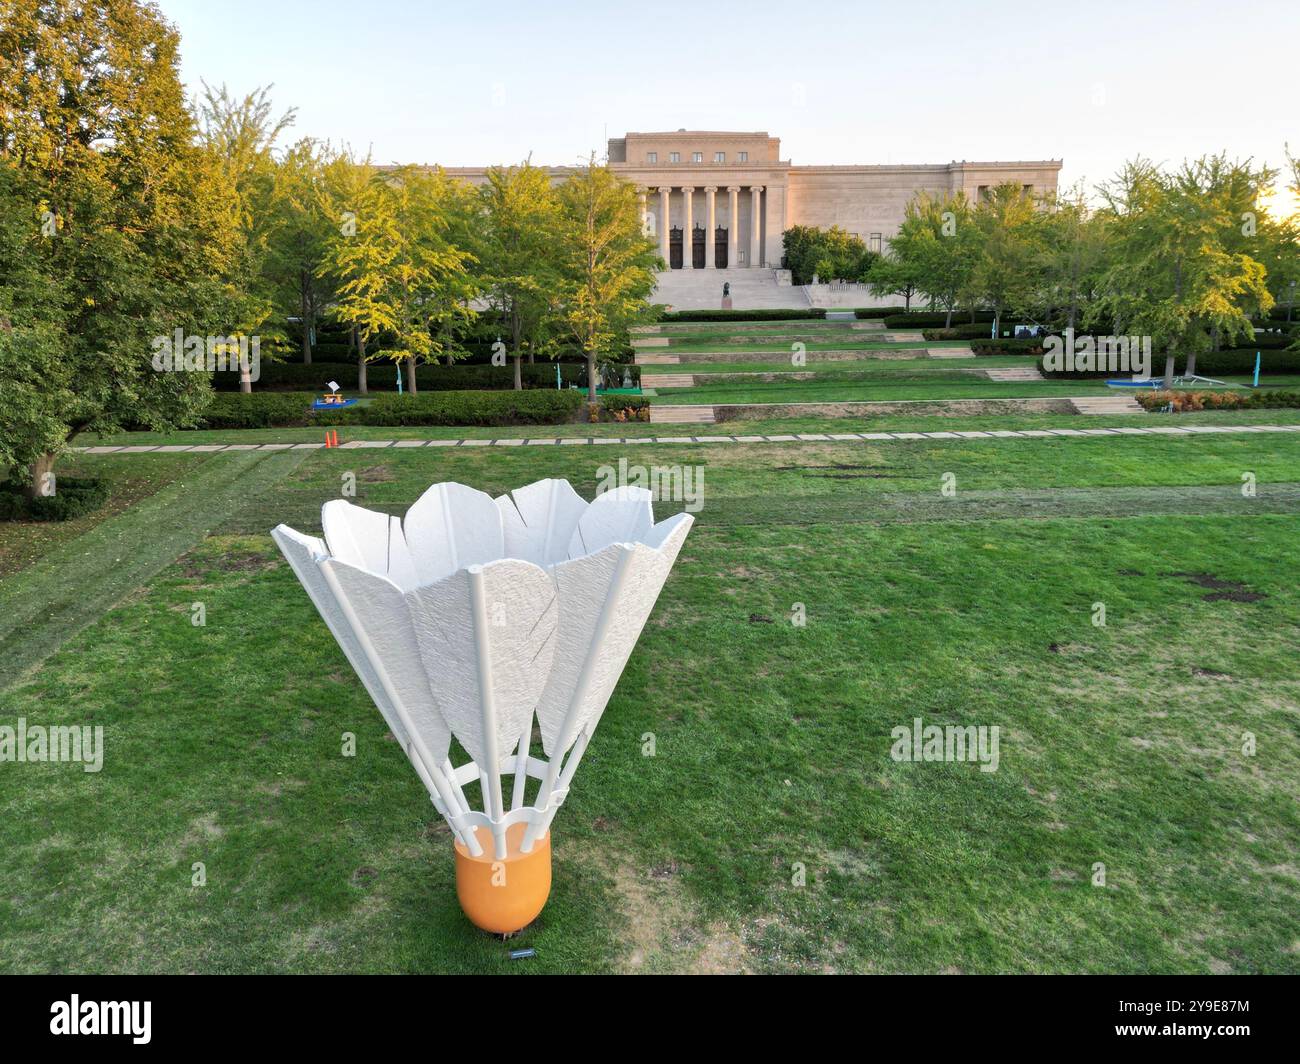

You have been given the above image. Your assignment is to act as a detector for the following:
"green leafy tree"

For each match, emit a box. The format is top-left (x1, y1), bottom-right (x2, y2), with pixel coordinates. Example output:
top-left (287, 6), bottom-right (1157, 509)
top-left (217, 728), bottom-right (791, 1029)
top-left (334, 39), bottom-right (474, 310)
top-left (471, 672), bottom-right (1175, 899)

top-left (1093, 157), bottom-right (1274, 386)
top-left (480, 162), bottom-right (561, 388)
top-left (865, 251), bottom-right (923, 312)
top-left (555, 157), bottom-right (660, 402)
top-left (195, 82), bottom-right (296, 389)
top-left (1030, 185), bottom-right (1110, 330)
top-left (0, 0), bottom-right (242, 495)
top-left (267, 138), bottom-right (337, 364)
top-left (968, 184), bottom-right (1040, 334)
top-left (888, 192), bottom-right (978, 326)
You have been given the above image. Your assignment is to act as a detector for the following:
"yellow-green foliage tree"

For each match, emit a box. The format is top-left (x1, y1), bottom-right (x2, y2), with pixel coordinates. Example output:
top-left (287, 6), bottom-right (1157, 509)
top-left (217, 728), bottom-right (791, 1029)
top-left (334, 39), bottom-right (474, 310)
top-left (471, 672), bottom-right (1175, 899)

top-left (0, 0), bottom-right (243, 494)
top-left (556, 157), bottom-right (660, 402)
top-left (324, 161), bottom-right (477, 394)
top-left (480, 162), bottom-right (562, 388)
top-left (1094, 157), bottom-right (1275, 386)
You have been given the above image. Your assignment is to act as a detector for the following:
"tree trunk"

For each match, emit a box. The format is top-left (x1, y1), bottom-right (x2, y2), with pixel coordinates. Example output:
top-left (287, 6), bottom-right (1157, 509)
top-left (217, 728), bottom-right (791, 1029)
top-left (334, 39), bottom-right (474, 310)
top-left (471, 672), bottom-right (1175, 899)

top-left (407, 356), bottom-right (418, 395)
top-left (944, 304), bottom-right (954, 329)
top-left (27, 452), bottom-right (56, 499)
top-left (445, 352), bottom-right (453, 367)
top-left (904, 289), bottom-right (911, 313)
top-left (357, 354), bottom-right (368, 396)
top-left (513, 353), bottom-right (523, 390)
top-left (1162, 353), bottom-right (1175, 390)
top-left (1185, 350), bottom-right (1197, 378)
top-left (586, 351), bottom-right (598, 403)
top-left (239, 357), bottom-right (252, 393)
top-left (528, 349), bottom-right (535, 364)
top-left (301, 279), bottom-right (312, 365)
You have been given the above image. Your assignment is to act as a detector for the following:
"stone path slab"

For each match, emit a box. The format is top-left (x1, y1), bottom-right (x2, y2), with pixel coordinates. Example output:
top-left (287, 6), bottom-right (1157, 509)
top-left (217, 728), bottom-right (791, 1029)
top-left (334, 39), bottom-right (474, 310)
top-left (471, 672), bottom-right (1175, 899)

top-left (71, 423), bottom-right (1300, 458)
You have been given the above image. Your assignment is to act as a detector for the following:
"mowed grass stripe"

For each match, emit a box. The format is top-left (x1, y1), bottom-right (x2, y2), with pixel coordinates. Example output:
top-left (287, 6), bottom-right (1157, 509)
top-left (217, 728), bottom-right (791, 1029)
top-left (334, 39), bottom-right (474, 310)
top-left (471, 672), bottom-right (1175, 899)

top-left (0, 449), bottom-right (310, 692)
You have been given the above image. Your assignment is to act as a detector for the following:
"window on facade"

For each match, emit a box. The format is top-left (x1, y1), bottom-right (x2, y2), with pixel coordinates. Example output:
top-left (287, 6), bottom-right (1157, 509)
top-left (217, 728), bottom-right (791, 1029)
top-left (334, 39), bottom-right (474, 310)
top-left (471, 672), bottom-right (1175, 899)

top-left (978, 185), bottom-right (990, 202)
top-left (669, 152), bottom-right (680, 163)
top-left (646, 152), bottom-right (657, 163)
top-left (1023, 184), bottom-right (1033, 194)
top-left (692, 152), bottom-right (702, 163)
top-left (714, 151), bottom-right (725, 163)
top-left (870, 233), bottom-right (882, 254)
top-left (738, 151), bottom-right (748, 162)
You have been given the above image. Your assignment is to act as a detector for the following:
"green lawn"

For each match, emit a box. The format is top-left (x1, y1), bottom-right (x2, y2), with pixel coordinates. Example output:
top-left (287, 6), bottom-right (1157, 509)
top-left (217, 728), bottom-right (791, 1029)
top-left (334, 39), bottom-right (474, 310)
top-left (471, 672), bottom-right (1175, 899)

top-left (2, 431), bottom-right (1298, 973)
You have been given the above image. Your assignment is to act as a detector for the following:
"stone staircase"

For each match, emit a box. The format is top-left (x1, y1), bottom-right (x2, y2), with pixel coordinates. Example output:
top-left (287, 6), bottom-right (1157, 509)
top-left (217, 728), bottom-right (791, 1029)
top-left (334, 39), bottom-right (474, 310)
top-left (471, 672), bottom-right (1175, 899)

top-left (644, 373), bottom-right (695, 388)
top-left (986, 366), bottom-right (1045, 381)
top-left (651, 268), bottom-right (808, 310)
top-left (1070, 395), bottom-right (1146, 415)
top-left (649, 404), bottom-right (716, 424)
top-left (633, 353), bottom-right (681, 364)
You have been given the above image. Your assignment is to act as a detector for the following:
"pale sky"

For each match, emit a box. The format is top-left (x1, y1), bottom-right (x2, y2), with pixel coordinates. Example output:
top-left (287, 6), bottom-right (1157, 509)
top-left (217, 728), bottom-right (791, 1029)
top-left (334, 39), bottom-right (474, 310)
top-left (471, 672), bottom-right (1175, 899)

top-left (158, 0), bottom-right (1299, 194)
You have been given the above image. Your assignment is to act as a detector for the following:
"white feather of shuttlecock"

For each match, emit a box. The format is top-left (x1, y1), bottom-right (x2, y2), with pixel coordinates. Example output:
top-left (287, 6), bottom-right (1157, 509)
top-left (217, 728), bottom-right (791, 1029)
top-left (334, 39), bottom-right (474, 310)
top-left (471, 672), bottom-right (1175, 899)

top-left (271, 479), bottom-right (692, 859)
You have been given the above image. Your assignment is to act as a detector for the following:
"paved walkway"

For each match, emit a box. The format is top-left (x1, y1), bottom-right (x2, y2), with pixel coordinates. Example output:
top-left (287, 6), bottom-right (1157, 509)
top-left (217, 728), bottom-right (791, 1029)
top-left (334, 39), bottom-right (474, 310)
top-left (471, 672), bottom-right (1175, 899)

top-left (74, 423), bottom-right (1300, 453)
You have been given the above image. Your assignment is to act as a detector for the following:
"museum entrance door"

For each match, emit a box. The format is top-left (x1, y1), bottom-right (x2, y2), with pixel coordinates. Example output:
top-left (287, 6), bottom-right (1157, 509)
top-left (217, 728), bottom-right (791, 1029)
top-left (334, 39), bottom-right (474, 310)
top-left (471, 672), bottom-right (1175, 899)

top-left (692, 225), bottom-right (706, 269)
top-left (715, 227), bottom-right (728, 268)
top-left (669, 227), bottom-right (683, 269)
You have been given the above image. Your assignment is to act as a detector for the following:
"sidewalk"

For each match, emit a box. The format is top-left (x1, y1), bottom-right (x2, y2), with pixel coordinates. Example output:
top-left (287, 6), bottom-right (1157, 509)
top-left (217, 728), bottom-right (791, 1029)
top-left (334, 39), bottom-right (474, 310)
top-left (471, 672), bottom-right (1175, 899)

top-left (75, 423), bottom-right (1300, 453)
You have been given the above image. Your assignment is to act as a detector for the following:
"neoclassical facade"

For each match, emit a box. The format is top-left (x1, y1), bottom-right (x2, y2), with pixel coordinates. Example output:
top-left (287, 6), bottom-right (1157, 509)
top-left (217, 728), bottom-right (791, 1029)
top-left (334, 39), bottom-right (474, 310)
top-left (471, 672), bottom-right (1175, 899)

top-left (440, 129), bottom-right (1062, 270)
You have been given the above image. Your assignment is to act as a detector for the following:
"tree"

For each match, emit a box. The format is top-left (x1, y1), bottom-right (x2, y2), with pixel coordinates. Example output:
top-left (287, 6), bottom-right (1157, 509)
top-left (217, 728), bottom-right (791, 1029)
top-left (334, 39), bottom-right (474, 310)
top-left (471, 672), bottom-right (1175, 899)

top-left (267, 138), bottom-right (337, 365)
top-left (0, 0), bottom-right (241, 495)
top-left (865, 252), bottom-right (923, 312)
top-left (323, 161), bottom-right (477, 395)
top-left (479, 163), bottom-right (561, 388)
top-left (555, 157), bottom-right (660, 402)
top-left (968, 184), bottom-right (1040, 335)
top-left (1031, 185), bottom-right (1110, 330)
top-left (781, 224), bottom-right (875, 284)
top-left (1093, 157), bottom-right (1273, 387)
top-left (888, 192), bottom-right (978, 327)
top-left (324, 154), bottom-right (397, 396)
top-left (194, 82), bottom-right (296, 390)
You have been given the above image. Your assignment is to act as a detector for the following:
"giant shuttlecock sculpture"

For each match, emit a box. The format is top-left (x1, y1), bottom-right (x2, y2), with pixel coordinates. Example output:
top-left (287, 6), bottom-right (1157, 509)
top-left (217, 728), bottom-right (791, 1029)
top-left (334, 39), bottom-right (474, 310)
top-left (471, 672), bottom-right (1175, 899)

top-left (271, 479), bottom-right (692, 933)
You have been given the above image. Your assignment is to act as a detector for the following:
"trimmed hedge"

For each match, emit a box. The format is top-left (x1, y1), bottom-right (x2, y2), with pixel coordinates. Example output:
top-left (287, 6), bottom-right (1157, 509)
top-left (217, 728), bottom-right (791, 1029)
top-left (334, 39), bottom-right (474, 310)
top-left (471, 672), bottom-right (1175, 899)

top-left (884, 312), bottom-right (997, 328)
top-left (1136, 389), bottom-right (1300, 412)
top-left (851, 307), bottom-right (909, 319)
top-left (0, 476), bottom-right (110, 522)
top-left (198, 390), bottom-right (587, 429)
top-left (922, 325), bottom-right (1007, 340)
top-left (593, 395), bottom-right (652, 423)
top-left (970, 339), bottom-right (1045, 356)
top-left (658, 309), bottom-right (827, 322)
top-left (213, 361), bottom-right (594, 393)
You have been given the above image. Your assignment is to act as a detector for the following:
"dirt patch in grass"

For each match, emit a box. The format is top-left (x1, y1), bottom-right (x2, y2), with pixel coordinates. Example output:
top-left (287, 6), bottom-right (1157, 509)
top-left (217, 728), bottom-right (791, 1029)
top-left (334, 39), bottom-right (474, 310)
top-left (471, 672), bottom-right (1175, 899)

top-left (1162, 570), bottom-right (1268, 603)
top-left (179, 550), bottom-right (279, 578)
top-left (568, 842), bottom-right (755, 974)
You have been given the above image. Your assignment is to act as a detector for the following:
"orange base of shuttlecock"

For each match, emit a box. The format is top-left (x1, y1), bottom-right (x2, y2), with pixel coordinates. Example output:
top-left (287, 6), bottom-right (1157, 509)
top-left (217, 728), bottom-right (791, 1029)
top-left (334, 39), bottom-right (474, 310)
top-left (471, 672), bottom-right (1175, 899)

top-left (454, 822), bottom-right (552, 934)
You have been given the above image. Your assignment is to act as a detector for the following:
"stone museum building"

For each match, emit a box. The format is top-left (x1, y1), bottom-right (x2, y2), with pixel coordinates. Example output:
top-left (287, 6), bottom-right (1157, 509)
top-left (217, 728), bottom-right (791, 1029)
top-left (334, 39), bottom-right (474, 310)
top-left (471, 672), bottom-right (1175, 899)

top-left (443, 129), bottom-right (1061, 271)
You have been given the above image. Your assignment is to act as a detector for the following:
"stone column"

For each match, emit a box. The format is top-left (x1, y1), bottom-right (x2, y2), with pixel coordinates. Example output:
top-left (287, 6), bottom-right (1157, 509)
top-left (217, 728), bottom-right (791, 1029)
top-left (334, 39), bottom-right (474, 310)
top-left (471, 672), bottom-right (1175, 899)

top-left (657, 186), bottom-right (671, 265)
top-left (750, 186), bottom-right (764, 268)
top-left (704, 186), bottom-right (717, 269)
top-left (727, 186), bottom-right (740, 269)
top-left (681, 187), bottom-right (695, 269)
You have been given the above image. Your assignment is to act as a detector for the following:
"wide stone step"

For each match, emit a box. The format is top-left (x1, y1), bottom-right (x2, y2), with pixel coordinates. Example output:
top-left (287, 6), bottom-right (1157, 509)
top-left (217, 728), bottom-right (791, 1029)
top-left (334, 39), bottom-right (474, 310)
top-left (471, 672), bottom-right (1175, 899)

top-left (1070, 396), bottom-right (1146, 415)
top-left (645, 374), bottom-right (696, 388)
top-left (634, 354), bottom-right (681, 364)
top-left (986, 367), bottom-right (1045, 381)
top-left (649, 404), bottom-right (717, 423)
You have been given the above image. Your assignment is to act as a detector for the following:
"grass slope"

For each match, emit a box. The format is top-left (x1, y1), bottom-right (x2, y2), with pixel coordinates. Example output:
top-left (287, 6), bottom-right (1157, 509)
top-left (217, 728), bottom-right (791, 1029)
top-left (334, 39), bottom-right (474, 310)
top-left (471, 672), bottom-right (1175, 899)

top-left (1, 438), bottom-right (1297, 972)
